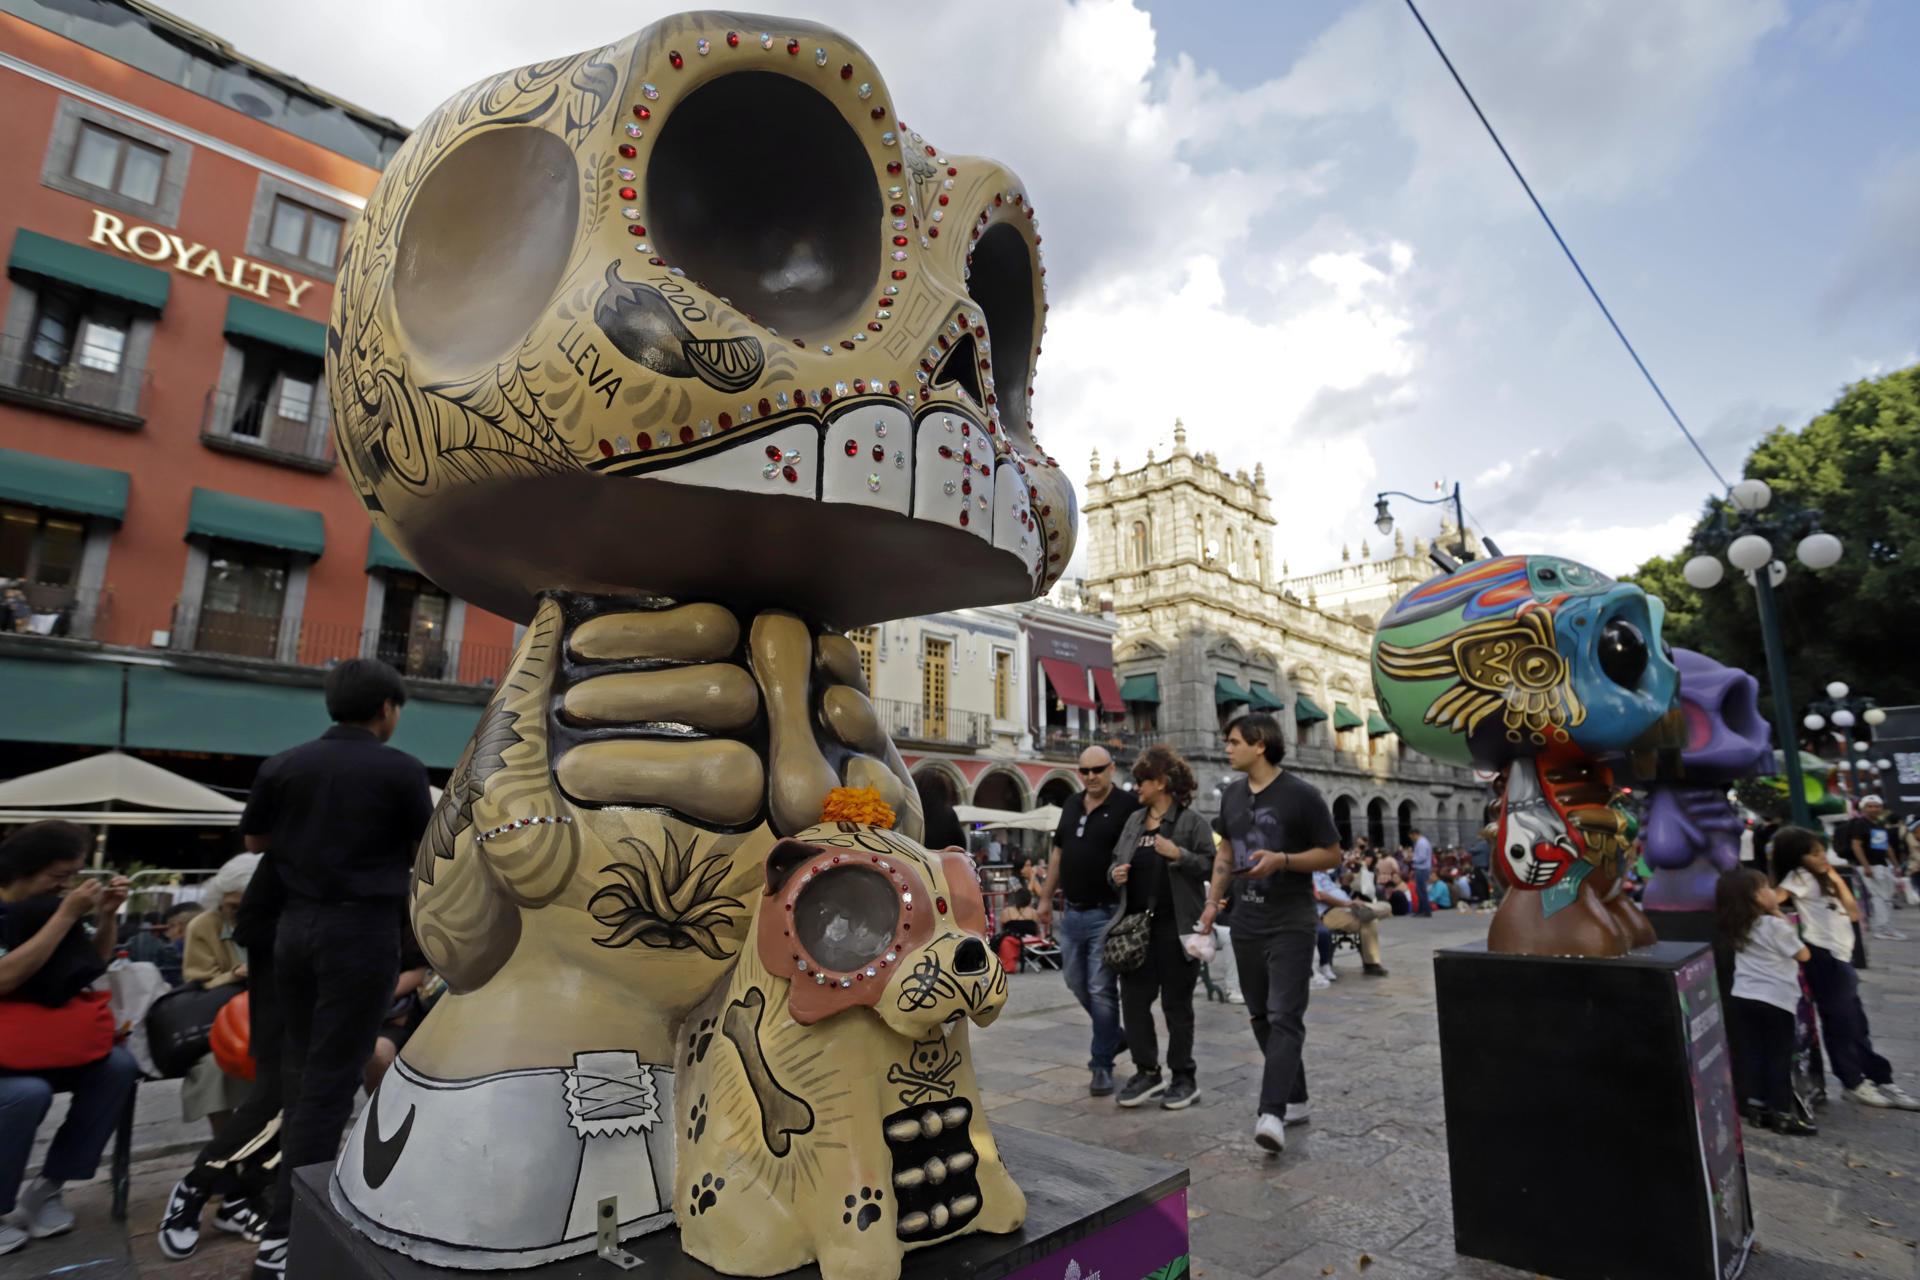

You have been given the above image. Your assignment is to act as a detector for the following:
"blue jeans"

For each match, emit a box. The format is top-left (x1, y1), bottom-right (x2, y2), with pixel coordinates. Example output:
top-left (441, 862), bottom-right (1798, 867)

top-left (0, 1046), bottom-right (139, 1214)
top-left (1412, 867), bottom-right (1432, 916)
top-left (1057, 905), bottom-right (1124, 1071)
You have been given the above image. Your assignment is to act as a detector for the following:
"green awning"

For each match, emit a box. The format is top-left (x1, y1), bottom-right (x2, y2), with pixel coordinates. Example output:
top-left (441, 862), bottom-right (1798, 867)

top-left (1333, 702), bottom-right (1365, 731)
top-left (1118, 673), bottom-right (1159, 704)
top-left (0, 657), bottom-right (122, 745)
top-left (0, 447), bottom-right (130, 519)
top-left (1367, 711), bottom-right (1393, 737)
top-left (9, 229), bottom-right (169, 311)
top-left (1214, 674), bottom-right (1253, 706)
top-left (224, 295), bottom-right (327, 358)
top-left (1247, 682), bottom-right (1285, 710)
top-left (1294, 693), bottom-right (1328, 724)
top-left (366, 526), bottom-right (415, 573)
top-left (188, 487), bottom-right (325, 556)
top-left (123, 666), bottom-right (481, 768)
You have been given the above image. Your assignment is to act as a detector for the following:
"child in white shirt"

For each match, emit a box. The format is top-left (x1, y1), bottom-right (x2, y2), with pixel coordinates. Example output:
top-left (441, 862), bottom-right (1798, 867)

top-left (1715, 868), bottom-right (1814, 1135)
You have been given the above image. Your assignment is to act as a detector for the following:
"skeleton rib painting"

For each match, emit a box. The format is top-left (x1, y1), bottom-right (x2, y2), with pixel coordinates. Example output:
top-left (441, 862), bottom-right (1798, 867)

top-left (324, 13), bottom-right (1071, 1275)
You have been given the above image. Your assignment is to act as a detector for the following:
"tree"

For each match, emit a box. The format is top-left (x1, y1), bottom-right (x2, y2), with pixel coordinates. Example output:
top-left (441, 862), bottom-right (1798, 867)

top-left (1626, 363), bottom-right (1920, 712)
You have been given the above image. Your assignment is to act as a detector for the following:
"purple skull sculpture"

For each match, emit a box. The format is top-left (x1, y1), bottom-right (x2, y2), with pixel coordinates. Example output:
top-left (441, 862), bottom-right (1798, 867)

top-left (1640, 649), bottom-right (1773, 912)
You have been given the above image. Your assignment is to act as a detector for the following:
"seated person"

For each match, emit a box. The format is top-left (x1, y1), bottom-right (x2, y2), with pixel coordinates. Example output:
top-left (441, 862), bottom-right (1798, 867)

top-left (0, 822), bottom-right (138, 1260)
top-left (996, 887), bottom-right (1042, 938)
top-left (179, 855), bottom-right (260, 1136)
top-left (124, 902), bottom-right (197, 986)
top-left (1429, 876), bottom-right (1453, 910)
top-left (1313, 868), bottom-right (1389, 977)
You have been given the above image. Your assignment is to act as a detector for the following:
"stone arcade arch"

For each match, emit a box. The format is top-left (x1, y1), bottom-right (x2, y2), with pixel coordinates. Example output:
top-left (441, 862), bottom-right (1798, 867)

top-left (1332, 794), bottom-right (1358, 849)
top-left (1035, 771), bottom-right (1079, 811)
top-left (911, 761), bottom-right (967, 808)
top-left (1367, 797), bottom-right (1388, 850)
top-left (1397, 799), bottom-right (1417, 850)
top-left (971, 766), bottom-right (1031, 813)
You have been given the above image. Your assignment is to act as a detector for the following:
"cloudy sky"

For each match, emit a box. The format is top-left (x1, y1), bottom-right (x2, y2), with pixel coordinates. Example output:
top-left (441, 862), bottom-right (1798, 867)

top-left (165, 0), bottom-right (1919, 578)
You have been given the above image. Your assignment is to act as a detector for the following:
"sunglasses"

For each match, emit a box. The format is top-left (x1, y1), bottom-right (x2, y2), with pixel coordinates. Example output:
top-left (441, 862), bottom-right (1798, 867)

top-left (1077, 765), bottom-right (1109, 776)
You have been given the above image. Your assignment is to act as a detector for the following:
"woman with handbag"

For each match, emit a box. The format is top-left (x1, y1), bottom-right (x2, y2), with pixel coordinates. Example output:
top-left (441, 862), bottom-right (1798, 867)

top-left (0, 821), bottom-right (138, 1259)
top-left (1104, 745), bottom-right (1214, 1112)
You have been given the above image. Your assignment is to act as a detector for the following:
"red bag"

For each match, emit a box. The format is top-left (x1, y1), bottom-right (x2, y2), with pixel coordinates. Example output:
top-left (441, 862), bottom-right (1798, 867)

top-left (210, 991), bottom-right (255, 1081)
top-left (997, 935), bottom-right (1025, 973)
top-left (0, 990), bottom-right (116, 1070)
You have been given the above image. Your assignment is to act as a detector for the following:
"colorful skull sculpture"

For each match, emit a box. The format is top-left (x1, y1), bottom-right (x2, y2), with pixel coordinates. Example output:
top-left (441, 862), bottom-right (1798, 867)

top-left (1372, 555), bottom-right (1680, 955)
top-left (1633, 648), bottom-right (1773, 914)
top-left (325, 13), bottom-right (1062, 1273)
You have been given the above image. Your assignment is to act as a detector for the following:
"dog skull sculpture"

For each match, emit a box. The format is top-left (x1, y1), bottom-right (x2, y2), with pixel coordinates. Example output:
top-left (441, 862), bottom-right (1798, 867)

top-left (326, 13), bottom-right (1067, 1271)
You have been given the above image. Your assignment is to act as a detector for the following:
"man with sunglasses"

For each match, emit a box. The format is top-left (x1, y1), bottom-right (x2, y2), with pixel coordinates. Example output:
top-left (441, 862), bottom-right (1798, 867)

top-left (1037, 747), bottom-right (1138, 1097)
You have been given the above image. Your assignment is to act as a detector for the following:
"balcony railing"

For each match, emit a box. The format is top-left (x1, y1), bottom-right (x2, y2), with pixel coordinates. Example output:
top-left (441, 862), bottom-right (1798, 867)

top-left (1037, 725), bottom-right (1142, 762)
top-left (0, 332), bottom-right (149, 426)
top-left (1, 581), bottom-right (110, 641)
top-left (200, 387), bottom-right (336, 471)
top-left (158, 603), bottom-right (511, 686)
top-left (874, 697), bottom-right (991, 749)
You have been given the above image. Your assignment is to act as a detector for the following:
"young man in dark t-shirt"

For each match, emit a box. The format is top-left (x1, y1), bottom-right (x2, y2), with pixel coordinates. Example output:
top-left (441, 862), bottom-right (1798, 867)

top-left (1037, 746), bottom-right (1138, 1097)
top-left (1847, 796), bottom-right (1906, 942)
top-left (1201, 713), bottom-right (1341, 1155)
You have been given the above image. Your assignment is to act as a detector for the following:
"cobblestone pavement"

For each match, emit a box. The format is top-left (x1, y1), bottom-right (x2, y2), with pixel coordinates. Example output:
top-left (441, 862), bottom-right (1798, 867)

top-left (7, 907), bottom-right (1915, 1279)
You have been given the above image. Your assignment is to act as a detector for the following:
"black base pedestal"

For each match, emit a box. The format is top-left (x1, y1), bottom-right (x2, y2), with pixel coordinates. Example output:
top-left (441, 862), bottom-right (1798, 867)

top-left (291, 1125), bottom-right (1188, 1280)
top-left (1646, 908), bottom-right (1715, 945)
top-left (1434, 941), bottom-right (1753, 1280)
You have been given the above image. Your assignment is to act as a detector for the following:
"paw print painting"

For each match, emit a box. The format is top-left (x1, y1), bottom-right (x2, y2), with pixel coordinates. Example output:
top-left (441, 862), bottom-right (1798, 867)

top-left (844, 1187), bottom-right (884, 1231)
top-left (325, 8), bottom-right (1057, 1275)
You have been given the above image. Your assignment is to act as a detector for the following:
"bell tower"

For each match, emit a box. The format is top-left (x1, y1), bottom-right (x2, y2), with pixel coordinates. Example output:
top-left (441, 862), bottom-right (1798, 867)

top-left (1083, 420), bottom-right (1274, 586)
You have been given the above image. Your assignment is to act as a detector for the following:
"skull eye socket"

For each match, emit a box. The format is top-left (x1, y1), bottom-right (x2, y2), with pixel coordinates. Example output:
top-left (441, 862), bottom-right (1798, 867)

top-left (1598, 619), bottom-right (1648, 688)
top-left (647, 72), bottom-right (879, 334)
top-left (393, 126), bottom-right (579, 373)
top-left (793, 867), bottom-right (899, 973)
top-left (966, 222), bottom-right (1038, 449)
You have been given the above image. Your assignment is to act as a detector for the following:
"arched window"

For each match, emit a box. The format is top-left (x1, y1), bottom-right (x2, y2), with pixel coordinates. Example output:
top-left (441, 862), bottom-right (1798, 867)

top-left (1224, 527), bottom-right (1237, 575)
top-left (1252, 541), bottom-right (1264, 583)
top-left (1129, 520), bottom-right (1148, 568)
top-left (1194, 513), bottom-right (1206, 558)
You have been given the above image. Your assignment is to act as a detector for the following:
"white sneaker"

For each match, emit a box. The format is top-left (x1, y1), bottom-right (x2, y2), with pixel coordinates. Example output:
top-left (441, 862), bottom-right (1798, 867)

top-left (1309, 972), bottom-right (1332, 990)
top-left (1848, 1081), bottom-right (1895, 1108)
top-left (1254, 1112), bottom-right (1286, 1154)
top-left (10, 1179), bottom-right (73, 1239)
top-left (1876, 1082), bottom-right (1920, 1111)
top-left (0, 1223), bottom-right (26, 1256)
top-left (1320, 963), bottom-right (1339, 983)
top-left (1871, 930), bottom-right (1907, 941)
top-left (1283, 1102), bottom-right (1311, 1126)
top-left (1225, 991), bottom-right (1246, 1004)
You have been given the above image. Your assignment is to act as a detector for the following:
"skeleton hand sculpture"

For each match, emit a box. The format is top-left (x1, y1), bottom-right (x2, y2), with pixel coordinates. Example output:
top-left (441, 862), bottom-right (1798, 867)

top-left (326, 12), bottom-right (1066, 1272)
top-left (1371, 556), bottom-right (1679, 956)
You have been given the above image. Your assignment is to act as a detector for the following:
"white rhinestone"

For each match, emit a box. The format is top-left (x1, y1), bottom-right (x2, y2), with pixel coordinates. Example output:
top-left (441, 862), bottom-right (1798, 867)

top-left (796, 958), bottom-right (808, 972)
top-left (623, 207), bottom-right (641, 220)
top-left (815, 47), bottom-right (827, 65)
top-left (867, 473), bottom-right (881, 491)
top-left (881, 132), bottom-right (896, 146)
top-left (859, 82), bottom-right (873, 99)
top-left (641, 83), bottom-right (660, 100)
top-left (625, 123), bottom-right (643, 138)
top-left (617, 168), bottom-right (635, 181)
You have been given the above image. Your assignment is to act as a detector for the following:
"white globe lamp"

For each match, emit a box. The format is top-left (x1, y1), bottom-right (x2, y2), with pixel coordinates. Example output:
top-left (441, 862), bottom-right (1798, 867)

top-left (1726, 535), bottom-right (1773, 572)
top-left (1796, 531), bottom-right (1842, 570)
top-left (1864, 707), bottom-right (1887, 726)
top-left (1730, 479), bottom-right (1773, 511)
top-left (1826, 681), bottom-right (1850, 700)
top-left (1682, 555), bottom-right (1725, 590)
top-left (1832, 708), bottom-right (1856, 729)
top-left (1877, 758), bottom-right (1892, 771)
top-left (1854, 741), bottom-right (1869, 753)
top-left (1803, 714), bottom-right (1825, 731)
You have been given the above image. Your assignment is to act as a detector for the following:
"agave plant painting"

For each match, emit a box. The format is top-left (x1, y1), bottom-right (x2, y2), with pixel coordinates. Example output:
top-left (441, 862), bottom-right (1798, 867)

top-left (589, 832), bottom-right (746, 959)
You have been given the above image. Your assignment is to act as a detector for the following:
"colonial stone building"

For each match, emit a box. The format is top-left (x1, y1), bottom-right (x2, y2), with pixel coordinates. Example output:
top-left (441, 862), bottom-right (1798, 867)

top-left (1080, 422), bottom-right (1487, 848)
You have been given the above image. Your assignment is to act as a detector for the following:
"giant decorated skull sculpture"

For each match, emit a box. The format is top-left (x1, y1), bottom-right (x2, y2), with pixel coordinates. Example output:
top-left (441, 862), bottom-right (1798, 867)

top-left (1371, 556), bottom-right (1680, 956)
top-left (325, 13), bottom-right (1067, 1272)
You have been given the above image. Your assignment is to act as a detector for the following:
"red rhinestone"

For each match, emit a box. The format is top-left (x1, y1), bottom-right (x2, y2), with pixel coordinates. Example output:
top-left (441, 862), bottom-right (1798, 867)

top-left (938, 194), bottom-right (949, 205)
top-left (925, 144), bottom-right (936, 156)
top-left (919, 389), bottom-right (930, 401)
top-left (1049, 552), bottom-right (1060, 562)
top-left (793, 389), bottom-right (806, 406)
top-left (936, 896), bottom-right (948, 914)
top-left (887, 161), bottom-right (902, 174)
top-left (961, 479), bottom-right (971, 495)
top-left (890, 204), bottom-right (906, 216)
top-left (937, 335), bottom-right (949, 349)
top-left (840, 340), bottom-right (855, 350)
top-left (975, 325), bottom-right (986, 338)
top-left (979, 358), bottom-right (989, 370)
top-left (872, 107), bottom-right (886, 119)
top-left (962, 450), bottom-right (973, 465)
top-left (986, 393), bottom-right (997, 404)
top-left (893, 236), bottom-right (908, 247)
top-left (840, 63), bottom-right (853, 78)
top-left (919, 360), bottom-right (932, 373)
top-left (872, 444), bottom-right (885, 462)
top-left (619, 187), bottom-right (636, 200)
top-left (959, 510), bottom-right (969, 526)
top-left (726, 31), bottom-right (739, 46)
top-left (794, 337), bottom-right (807, 347)
top-left (597, 439), bottom-right (613, 457)
top-left (844, 440), bottom-right (859, 457)
top-left (867, 322), bottom-right (882, 332)
top-left (891, 269), bottom-right (907, 279)
top-left (669, 51), bottom-right (683, 68)
top-left (635, 106), bottom-right (651, 120)
top-left (938, 445), bottom-right (952, 458)
top-left (985, 422), bottom-right (997, 434)
top-left (627, 225), bottom-right (645, 236)
top-left (928, 227), bottom-right (939, 238)
top-left (717, 413), bottom-right (731, 429)
top-left (947, 166), bottom-right (957, 176)
top-left (758, 398), bottom-right (771, 415)
top-left (619, 144), bottom-right (636, 158)
top-left (787, 38), bottom-right (799, 54)
top-left (783, 465), bottom-right (798, 483)
top-left (994, 194), bottom-right (1003, 205)
top-left (649, 257), bottom-right (665, 265)
top-left (888, 380), bottom-right (900, 395)
top-left (766, 445), bottom-right (783, 461)
top-left (961, 423), bottom-right (970, 435)
top-left (636, 432), bottom-right (651, 450)
top-left (1041, 504), bottom-right (1052, 516)
top-left (853, 379), bottom-right (866, 392)
top-left (678, 426), bottom-right (693, 443)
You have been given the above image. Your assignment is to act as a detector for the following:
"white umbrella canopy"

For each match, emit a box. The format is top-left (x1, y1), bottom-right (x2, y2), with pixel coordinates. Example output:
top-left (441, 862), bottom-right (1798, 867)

top-left (954, 804), bottom-right (1062, 832)
top-left (0, 751), bottom-right (244, 825)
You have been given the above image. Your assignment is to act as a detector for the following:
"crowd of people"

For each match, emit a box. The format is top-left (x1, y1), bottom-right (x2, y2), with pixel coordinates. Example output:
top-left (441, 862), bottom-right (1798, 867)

top-left (1, 658), bottom-right (432, 1276)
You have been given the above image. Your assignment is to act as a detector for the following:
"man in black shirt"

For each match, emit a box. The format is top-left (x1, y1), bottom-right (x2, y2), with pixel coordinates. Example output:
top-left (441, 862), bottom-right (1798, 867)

top-left (1847, 796), bottom-right (1906, 942)
top-left (239, 659), bottom-right (432, 1278)
top-left (1201, 713), bottom-right (1341, 1155)
top-left (1037, 747), bottom-right (1138, 1097)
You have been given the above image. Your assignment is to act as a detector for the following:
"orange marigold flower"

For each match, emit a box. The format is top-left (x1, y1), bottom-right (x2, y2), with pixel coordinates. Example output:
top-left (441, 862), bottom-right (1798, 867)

top-left (820, 786), bottom-right (896, 829)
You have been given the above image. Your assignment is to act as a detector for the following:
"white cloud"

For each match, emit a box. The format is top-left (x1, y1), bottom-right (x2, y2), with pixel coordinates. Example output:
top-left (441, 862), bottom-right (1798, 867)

top-left (1498, 513), bottom-right (1697, 578)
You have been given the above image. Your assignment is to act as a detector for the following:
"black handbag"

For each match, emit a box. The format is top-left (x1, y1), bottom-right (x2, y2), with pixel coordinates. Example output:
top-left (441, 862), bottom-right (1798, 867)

top-left (1102, 816), bottom-right (1167, 974)
top-left (145, 982), bottom-right (243, 1079)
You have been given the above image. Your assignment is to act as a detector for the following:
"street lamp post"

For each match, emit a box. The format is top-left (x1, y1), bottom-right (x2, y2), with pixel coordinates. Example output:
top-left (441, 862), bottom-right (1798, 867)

top-left (1681, 478), bottom-right (1844, 829)
top-left (1804, 683), bottom-right (1889, 815)
top-left (1374, 482), bottom-right (1496, 566)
